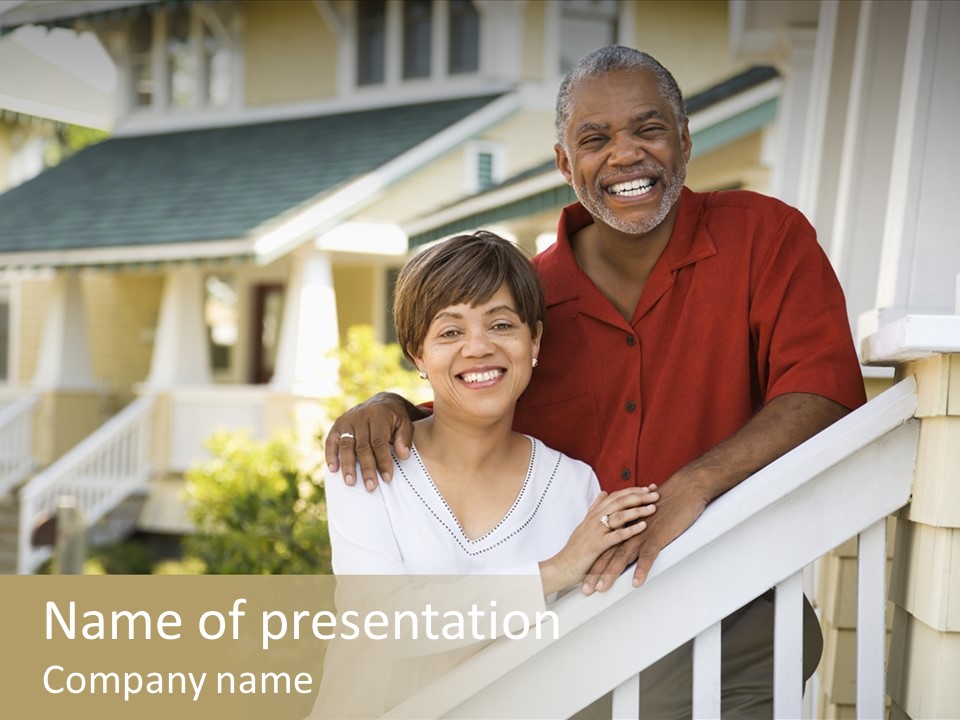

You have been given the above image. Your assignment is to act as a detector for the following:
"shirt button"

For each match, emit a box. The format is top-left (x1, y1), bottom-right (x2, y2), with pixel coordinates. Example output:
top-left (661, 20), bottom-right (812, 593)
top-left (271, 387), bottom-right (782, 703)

top-left (626, 335), bottom-right (636, 346)
top-left (625, 401), bottom-right (636, 412)
top-left (621, 469), bottom-right (631, 481)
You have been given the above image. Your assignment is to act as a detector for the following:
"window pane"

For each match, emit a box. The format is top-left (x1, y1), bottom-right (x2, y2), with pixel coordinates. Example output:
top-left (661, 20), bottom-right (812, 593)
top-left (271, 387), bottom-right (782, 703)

top-left (448, 0), bottom-right (479, 74)
top-left (357, 0), bottom-right (387, 86)
top-left (205, 275), bottom-right (237, 374)
top-left (167, 6), bottom-right (197, 107)
top-left (403, 0), bottom-right (432, 79)
top-left (560, 0), bottom-right (618, 74)
top-left (130, 12), bottom-right (154, 107)
top-left (476, 151), bottom-right (494, 190)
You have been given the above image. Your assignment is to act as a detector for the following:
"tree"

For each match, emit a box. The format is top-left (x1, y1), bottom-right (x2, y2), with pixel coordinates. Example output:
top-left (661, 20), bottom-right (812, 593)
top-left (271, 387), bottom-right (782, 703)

top-left (322, 324), bottom-right (431, 419)
top-left (184, 431), bottom-right (331, 574)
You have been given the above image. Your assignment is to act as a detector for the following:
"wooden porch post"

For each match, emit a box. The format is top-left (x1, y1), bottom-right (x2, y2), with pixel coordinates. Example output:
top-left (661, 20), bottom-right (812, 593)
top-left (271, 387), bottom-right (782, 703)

top-left (144, 265), bottom-right (212, 389)
top-left (31, 271), bottom-right (100, 465)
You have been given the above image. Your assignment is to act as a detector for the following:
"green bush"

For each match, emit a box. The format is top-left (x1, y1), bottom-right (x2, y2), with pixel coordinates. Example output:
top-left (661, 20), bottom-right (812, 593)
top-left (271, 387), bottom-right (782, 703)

top-left (323, 325), bottom-right (430, 419)
top-left (183, 431), bottom-right (331, 574)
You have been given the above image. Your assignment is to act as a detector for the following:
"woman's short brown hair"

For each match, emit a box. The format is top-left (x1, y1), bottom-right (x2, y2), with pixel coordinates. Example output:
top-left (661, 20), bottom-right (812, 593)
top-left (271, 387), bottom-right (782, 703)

top-left (394, 231), bottom-right (546, 361)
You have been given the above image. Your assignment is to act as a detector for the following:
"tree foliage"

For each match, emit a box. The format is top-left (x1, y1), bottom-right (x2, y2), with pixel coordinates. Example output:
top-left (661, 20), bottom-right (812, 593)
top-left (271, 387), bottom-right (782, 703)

top-left (184, 431), bottom-right (331, 574)
top-left (322, 325), bottom-right (431, 419)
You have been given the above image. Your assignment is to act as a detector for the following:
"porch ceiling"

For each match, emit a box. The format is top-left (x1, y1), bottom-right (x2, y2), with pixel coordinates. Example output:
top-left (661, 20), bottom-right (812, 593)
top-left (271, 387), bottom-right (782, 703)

top-left (0, 94), bottom-right (502, 268)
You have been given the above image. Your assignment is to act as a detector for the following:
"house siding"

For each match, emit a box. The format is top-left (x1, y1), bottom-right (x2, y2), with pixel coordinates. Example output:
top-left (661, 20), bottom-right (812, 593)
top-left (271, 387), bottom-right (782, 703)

top-left (244, 1), bottom-right (338, 106)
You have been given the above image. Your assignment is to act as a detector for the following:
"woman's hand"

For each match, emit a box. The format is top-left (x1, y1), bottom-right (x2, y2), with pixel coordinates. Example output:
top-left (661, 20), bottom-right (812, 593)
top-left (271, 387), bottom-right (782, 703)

top-left (539, 485), bottom-right (658, 596)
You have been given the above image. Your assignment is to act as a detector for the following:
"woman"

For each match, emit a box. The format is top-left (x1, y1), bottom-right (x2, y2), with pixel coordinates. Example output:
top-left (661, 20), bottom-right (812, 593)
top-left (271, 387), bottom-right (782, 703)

top-left (324, 231), bottom-right (658, 594)
top-left (314, 232), bottom-right (658, 717)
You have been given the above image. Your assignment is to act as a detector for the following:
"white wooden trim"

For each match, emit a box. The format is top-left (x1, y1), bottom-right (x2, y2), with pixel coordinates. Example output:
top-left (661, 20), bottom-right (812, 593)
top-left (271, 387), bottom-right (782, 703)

top-left (610, 673), bottom-right (639, 720)
top-left (861, 314), bottom-right (960, 365)
top-left (856, 519), bottom-right (887, 719)
top-left (386, 379), bottom-right (919, 719)
top-left (0, 238), bottom-right (252, 270)
top-left (774, 572), bottom-right (804, 718)
top-left (692, 621), bottom-right (721, 719)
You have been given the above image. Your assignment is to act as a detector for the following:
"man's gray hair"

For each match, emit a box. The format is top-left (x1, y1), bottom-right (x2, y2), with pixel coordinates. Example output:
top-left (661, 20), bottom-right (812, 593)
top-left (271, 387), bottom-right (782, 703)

top-left (555, 45), bottom-right (686, 147)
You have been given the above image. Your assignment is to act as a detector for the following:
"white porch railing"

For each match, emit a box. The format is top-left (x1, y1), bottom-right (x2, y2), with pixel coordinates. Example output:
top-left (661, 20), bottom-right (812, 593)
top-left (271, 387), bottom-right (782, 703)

top-left (17, 395), bottom-right (156, 574)
top-left (0, 394), bottom-right (39, 498)
top-left (168, 386), bottom-right (269, 472)
top-left (388, 378), bottom-right (920, 719)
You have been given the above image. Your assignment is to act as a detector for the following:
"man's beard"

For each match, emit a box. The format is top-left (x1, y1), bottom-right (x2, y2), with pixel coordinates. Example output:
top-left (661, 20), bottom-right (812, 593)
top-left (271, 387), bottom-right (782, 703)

top-left (574, 160), bottom-right (687, 236)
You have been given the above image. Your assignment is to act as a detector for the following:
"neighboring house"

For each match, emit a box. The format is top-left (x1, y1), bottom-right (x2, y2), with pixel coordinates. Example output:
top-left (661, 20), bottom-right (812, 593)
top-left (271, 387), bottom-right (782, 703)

top-left (0, 1), bottom-right (956, 718)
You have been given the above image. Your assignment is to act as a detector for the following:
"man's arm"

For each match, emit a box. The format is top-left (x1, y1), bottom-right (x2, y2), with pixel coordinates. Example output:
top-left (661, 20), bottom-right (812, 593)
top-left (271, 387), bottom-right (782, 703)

top-left (324, 393), bottom-right (428, 489)
top-left (581, 392), bottom-right (849, 594)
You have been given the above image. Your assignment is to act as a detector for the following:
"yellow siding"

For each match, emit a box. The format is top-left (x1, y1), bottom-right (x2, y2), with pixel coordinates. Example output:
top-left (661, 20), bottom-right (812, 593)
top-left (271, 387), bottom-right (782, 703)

top-left (685, 131), bottom-right (769, 193)
top-left (0, 123), bottom-right (11, 190)
top-left (83, 273), bottom-right (164, 406)
top-left (244, 0), bottom-right (338, 106)
top-left (631, 0), bottom-right (747, 96)
top-left (522, 1), bottom-right (546, 82)
top-left (333, 265), bottom-right (376, 340)
top-left (17, 277), bottom-right (53, 384)
top-left (361, 109), bottom-right (556, 223)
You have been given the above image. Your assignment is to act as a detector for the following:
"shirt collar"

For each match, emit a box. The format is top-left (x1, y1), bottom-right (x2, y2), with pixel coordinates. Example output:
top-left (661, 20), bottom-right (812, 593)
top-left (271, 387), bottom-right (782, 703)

top-left (535, 187), bottom-right (717, 308)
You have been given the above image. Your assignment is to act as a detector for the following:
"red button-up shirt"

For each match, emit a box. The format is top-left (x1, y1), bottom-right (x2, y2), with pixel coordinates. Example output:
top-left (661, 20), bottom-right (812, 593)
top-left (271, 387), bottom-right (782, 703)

top-left (513, 188), bottom-right (867, 492)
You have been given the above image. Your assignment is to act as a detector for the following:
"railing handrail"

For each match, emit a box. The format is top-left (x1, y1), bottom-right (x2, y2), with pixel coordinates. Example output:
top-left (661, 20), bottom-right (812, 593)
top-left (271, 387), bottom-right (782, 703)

top-left (0, 394), bottom-right (40, 433)
top-left (388, 377), bottom-right (920, 719)
top-left (20, 395), bottom-right (156, 502)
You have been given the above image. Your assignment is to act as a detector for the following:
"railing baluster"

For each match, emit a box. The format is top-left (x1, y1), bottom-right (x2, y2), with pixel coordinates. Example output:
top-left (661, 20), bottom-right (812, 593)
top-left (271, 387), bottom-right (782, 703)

top-left (611, 672), bottom-right (639, 720)
top-left (857, 519), bottom-right (886, 719)
top-left (774, 571), bottom-right (804, 718)
top-left (692, 621), bottom-right (721, 719)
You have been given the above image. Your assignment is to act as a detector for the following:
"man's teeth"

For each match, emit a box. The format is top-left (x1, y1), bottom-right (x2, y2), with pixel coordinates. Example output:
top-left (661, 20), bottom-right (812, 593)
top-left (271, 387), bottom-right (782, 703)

top-left (461, 369), bottom-right (503, 383)
top-left (608, 178), bottom-right (655, 196)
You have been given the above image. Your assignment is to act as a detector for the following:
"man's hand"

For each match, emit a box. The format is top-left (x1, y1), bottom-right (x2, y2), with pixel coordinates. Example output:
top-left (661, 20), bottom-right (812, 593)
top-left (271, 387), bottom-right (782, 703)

top-left (581, 392), bottom-right (850, 594)
top-left (581, 477), bottom-right (707, 594)
top-left (324, 393), bottom-right (426, 490)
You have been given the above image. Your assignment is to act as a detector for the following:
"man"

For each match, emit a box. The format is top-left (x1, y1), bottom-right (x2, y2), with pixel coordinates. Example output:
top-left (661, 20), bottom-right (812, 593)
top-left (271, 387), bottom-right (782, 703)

top-left (325, 46), bottom-right (866, 716)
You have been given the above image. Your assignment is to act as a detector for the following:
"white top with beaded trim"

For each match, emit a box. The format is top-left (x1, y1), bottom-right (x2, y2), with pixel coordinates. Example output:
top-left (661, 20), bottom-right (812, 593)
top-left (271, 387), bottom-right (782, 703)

top-left (324, 436), bottom-right (601, 576)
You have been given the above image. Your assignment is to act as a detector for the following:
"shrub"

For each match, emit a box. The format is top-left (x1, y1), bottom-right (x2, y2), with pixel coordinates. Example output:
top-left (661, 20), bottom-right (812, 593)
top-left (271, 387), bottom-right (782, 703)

top-left (183, 431), bottom-right (331, 574)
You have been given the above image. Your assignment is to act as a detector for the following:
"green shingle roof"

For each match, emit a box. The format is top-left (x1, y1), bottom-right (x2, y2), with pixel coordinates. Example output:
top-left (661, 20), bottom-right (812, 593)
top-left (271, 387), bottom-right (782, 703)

top-left (0, 95), bottom-right (501, 254)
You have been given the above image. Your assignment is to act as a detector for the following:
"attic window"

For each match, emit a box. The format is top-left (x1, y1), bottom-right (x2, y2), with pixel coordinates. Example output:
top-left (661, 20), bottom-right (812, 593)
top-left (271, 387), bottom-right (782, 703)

top-left (355, 0), bottom-right (480, 89)
top-left (559, 0), bottom-right (619, 74)
top-left (127, 4), bottom-right (236, 113)
top-left (465, 142), bottom-right (503, 194)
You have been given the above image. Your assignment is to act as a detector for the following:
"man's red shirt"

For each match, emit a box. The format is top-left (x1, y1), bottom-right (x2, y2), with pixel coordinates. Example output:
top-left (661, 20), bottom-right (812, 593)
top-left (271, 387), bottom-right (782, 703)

top-left (514, 188), bottom-right (867, 492)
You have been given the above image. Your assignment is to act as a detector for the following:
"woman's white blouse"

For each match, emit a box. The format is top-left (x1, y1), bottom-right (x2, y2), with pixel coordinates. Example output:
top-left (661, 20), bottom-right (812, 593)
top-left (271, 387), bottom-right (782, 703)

top-left (324, 436), bottom-right (601, 576)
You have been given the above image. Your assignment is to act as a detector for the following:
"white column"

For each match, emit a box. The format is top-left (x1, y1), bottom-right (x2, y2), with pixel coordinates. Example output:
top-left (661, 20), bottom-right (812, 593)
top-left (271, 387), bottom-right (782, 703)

top-left (797, 0), bottom-right (861, 233)
top-left (31, 272), bottom-right (96, 391)
top-left (869, 0), bottom-right (960, 333)
top-left (145, 266), bottom-right (211, 389)
top-left (828, 0), bottom-right (911, 328)
top-left (767, 28), bottom-right (817, 207)
top-left (270, 248), bottom-right (339, 396)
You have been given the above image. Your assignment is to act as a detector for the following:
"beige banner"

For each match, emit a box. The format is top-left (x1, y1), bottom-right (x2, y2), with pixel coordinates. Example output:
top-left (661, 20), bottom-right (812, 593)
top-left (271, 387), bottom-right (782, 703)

top-left (3, 574), bottom-right (554, 719)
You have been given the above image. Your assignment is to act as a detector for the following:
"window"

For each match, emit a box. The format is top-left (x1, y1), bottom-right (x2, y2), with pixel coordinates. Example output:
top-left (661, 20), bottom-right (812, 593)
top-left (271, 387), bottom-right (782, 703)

top-left (204, 275), bottom-right (238, 376)
top-left (448, 0), bottom-right (479, 74)
top-left (402, 0), bottom-right (432, 79)
top-left (357, 0), bottom-right (387, 86)
top-left (465, 142), bottom-right (504, 194)
top-left (559, 0), bottom-right (619, 74)
top-left (356, 0), bottom-right (480, 88)
top-left (128, 5), bottom-right (235, 112)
